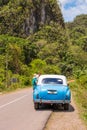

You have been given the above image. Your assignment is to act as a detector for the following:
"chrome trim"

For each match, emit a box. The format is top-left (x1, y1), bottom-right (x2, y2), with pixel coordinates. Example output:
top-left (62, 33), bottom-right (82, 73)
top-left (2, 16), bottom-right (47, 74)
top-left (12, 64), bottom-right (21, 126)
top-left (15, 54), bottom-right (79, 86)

top-left (34, 99), bottom-right (71, 104)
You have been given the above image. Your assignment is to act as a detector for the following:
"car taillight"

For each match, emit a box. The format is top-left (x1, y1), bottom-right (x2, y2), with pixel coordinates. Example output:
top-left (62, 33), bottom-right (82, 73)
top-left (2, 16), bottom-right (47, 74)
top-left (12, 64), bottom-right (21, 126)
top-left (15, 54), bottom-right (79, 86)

top-left (36, 94), bottom-right (39, 99)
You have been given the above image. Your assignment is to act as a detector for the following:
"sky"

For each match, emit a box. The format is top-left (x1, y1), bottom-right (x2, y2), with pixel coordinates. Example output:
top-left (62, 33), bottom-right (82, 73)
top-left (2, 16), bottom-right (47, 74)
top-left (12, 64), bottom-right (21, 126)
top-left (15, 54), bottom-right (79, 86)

top-left (58, 0), bottom-right (87, 22)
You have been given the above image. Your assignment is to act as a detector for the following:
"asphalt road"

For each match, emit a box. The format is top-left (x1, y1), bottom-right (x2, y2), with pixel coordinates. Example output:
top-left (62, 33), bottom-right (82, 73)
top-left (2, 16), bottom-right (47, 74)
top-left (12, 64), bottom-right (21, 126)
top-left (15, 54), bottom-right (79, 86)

top-left (0, 88), bottom-right (51, 130)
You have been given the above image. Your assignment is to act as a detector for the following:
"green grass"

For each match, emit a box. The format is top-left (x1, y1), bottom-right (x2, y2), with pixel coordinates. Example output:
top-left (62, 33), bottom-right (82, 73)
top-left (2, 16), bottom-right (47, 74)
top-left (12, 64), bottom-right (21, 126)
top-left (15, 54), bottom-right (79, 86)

top-left (70, 81), bottom-right (87, 126)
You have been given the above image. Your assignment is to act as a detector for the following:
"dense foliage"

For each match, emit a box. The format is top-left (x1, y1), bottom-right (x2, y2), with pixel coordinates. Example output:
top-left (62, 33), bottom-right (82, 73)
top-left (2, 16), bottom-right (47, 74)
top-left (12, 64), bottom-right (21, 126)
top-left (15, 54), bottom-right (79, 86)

top-left (0, 0), bottom-right (66, 91)
top-left (0, 0), bottom-right (64, 37)
top-left (66, 14), bottom-right (87, 77)
top-left (67, 14), bottom-right (87, 124)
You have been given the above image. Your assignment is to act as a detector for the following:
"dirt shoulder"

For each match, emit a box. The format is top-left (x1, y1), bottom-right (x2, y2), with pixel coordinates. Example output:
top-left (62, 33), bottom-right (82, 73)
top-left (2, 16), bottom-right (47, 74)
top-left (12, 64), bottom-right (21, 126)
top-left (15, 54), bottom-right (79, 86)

top-left (44, 97), bottom-right (87, 130)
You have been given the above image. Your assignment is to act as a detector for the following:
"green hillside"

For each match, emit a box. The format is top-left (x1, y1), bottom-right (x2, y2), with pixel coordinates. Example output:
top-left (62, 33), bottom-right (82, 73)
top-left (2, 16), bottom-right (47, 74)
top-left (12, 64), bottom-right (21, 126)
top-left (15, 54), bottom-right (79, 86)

top-left (0, 0), bottom-right (67, 90)
top-left (67, 14), bottom-right (87, 124)
top-left (0, 0), bottom-right (64, 37)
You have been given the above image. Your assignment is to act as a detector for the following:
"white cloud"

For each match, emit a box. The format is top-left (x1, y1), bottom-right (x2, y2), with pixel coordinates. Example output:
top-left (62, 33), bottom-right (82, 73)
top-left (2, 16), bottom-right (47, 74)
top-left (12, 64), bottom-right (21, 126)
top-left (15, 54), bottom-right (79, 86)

top-left (58, 0), bottom-right (87, 22)
top-left (58, 0), bottom-right (69, 6)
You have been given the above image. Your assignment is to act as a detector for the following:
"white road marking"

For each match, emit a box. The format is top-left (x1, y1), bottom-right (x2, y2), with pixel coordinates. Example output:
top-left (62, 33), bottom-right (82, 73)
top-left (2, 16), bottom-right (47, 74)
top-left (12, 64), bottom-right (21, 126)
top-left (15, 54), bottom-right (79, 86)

top-left (0, 94), bottom-right (28, 109)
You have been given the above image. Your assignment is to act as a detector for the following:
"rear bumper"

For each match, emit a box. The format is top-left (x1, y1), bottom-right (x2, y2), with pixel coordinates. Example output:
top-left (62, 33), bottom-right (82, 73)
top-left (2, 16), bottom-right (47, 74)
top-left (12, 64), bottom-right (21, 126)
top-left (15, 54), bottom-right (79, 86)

top-left (34, 99), bottom-right (71, 104)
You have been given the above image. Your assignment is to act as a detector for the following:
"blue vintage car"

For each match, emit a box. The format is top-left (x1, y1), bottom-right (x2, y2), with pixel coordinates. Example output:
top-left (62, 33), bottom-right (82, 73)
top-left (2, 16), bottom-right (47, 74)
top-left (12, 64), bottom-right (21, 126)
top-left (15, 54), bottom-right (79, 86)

top-left (33, 75), bottom-right (71, 110)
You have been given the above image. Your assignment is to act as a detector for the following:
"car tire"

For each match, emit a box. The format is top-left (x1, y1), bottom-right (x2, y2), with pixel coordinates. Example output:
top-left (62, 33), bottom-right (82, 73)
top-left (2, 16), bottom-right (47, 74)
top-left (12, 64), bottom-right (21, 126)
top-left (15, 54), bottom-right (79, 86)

top-left (64, 103), bottom-right (69, 110)
top-left (34, 103), bottom-right (39, 110)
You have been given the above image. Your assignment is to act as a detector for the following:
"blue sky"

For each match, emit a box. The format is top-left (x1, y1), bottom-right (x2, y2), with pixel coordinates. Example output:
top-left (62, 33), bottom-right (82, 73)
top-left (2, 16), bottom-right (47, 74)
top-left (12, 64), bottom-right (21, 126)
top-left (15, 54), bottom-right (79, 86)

top-left (58, 0), bottom-right (87, 22)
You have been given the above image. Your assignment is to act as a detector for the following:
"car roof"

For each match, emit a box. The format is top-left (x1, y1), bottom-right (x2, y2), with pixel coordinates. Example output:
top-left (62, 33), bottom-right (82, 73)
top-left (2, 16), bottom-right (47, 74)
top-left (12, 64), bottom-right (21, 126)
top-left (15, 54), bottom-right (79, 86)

top-left (37, 74), bottom-right (67, 86)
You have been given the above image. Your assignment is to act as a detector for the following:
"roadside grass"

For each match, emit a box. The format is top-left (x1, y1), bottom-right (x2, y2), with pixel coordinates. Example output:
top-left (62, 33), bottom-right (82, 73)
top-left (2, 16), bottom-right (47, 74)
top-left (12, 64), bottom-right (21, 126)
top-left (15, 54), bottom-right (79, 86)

top-left (0, 84), bottom-right (31, 94)
top-left (70, 81), bottom-right (87, 126)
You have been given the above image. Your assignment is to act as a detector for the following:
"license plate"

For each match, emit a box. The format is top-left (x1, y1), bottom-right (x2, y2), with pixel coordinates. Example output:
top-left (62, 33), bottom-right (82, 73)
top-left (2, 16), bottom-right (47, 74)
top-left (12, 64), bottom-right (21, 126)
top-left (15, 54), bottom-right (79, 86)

top-left (48, 91), bottom-right (57, 94)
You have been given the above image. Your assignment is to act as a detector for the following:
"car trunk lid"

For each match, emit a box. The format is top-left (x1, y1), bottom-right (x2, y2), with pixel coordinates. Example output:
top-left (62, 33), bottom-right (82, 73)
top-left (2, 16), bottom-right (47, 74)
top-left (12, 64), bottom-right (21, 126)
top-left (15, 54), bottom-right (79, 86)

top-left (39, 84), bottom-right (68, 100)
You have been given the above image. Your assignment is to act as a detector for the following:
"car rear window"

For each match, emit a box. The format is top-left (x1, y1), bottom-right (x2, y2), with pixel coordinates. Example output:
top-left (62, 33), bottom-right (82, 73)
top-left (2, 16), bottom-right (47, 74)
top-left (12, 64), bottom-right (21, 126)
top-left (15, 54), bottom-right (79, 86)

top-left (42, 78), bottom-right (63, 85)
